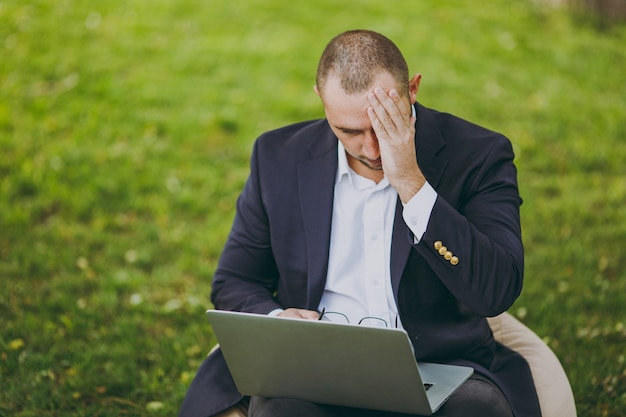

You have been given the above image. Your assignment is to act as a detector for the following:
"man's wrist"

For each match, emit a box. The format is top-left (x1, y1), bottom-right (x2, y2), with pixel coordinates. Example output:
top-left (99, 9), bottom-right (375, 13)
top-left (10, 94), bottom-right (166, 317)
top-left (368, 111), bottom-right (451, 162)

top-left (396, 174), bottom-right (426, 205)
top-left (402, 181), bottom-right (437, 243)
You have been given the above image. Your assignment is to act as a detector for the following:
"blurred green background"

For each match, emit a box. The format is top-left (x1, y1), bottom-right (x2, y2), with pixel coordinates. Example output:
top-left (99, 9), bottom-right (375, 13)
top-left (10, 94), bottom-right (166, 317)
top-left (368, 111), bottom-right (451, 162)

top-left (1, 0), bottom-right (625, 416)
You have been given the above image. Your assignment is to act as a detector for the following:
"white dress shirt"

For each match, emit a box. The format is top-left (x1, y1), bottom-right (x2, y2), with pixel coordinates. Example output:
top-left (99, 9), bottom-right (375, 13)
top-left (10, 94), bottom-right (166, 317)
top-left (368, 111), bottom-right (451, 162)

top-left (272, 105), bottom-right (437, 325)
top-left (318, 138), bottom-right (437, 328)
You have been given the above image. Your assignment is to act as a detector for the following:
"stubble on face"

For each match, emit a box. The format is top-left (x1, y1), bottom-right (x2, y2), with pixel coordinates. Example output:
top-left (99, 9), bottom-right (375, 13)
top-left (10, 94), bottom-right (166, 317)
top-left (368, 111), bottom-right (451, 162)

top-left (352, 154), bottom-right (382, 171)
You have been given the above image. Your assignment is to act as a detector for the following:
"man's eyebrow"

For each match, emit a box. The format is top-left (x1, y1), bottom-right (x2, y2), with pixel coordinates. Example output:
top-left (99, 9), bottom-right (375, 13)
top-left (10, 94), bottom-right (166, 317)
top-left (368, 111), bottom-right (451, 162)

top-left (336, 126), bottom-right (364, 133)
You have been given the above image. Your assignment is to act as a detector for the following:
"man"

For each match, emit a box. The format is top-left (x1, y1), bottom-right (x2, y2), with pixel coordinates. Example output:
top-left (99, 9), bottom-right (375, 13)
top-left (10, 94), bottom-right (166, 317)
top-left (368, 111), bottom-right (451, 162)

top-left (180, 30), bottom-right (541, 417)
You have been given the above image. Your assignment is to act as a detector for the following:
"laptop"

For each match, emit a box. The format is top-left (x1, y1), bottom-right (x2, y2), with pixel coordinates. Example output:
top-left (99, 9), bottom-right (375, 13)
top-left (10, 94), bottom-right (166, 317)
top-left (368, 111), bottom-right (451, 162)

top-left (206, 309), bottom-right (473, 415)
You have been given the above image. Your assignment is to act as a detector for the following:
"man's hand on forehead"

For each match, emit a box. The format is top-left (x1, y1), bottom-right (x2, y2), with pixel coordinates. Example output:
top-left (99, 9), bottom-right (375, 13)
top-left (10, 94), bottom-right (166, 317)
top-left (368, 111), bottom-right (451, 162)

top-left (367, 87), bottom-right (412, 136)
top-left (366, 85), bottom-right (424, 204)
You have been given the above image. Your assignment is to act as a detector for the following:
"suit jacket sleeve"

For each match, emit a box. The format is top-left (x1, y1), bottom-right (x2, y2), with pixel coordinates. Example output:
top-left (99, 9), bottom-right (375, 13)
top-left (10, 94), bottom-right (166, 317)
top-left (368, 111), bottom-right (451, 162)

top-left (415, 132), bottom-right (524, 317)
top-left (210, 137), bottom-right (283, 314)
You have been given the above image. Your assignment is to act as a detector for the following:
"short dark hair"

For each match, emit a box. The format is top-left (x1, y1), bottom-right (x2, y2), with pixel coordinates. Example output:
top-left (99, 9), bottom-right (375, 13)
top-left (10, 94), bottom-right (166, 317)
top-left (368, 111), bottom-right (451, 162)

top-left (316, 30), bottom-right (409, 98)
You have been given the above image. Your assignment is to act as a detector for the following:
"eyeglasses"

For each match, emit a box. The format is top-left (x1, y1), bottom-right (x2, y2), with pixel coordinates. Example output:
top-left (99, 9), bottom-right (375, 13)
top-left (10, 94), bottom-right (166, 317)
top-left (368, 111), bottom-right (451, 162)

top-left (318, 307), bottom-right (399, 328)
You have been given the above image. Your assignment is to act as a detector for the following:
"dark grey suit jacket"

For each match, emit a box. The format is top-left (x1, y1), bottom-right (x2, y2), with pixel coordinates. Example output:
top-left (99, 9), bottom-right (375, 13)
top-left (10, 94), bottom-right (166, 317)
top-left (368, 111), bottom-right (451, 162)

top-left (179, 103), bottom-right (541, 417)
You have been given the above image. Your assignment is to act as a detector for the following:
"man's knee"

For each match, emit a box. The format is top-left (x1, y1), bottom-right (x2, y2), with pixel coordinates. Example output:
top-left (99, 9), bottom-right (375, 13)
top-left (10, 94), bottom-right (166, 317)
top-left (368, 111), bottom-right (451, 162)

top-left (436, 375), bottom-right (513, 417)
top-left (249, 397), bottom-right (334, 417)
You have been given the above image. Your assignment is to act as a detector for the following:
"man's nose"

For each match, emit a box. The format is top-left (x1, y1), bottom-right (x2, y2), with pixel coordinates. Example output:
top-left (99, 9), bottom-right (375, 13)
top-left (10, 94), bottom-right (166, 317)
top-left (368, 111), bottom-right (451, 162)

top-left (363, 129), bottom-right (380, 156)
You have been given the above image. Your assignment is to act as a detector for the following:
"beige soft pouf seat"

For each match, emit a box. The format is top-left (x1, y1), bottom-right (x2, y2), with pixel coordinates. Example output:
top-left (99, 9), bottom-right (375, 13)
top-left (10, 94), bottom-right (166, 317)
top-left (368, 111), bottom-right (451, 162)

top-left (214, 312), bottom-right (577, 417)
top-left (487, 312), bottom-right (577, 417)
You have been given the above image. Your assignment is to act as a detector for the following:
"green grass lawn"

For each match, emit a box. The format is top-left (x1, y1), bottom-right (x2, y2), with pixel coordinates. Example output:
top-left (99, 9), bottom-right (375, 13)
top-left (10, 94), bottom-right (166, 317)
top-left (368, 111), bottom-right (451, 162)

top-left (1, 0), bottom-right (625, 416)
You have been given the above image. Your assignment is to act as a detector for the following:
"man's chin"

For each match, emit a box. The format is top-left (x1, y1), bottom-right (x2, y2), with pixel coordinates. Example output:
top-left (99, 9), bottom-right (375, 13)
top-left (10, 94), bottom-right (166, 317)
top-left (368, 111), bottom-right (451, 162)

top-left (358, 158), bottom-right (383, 171)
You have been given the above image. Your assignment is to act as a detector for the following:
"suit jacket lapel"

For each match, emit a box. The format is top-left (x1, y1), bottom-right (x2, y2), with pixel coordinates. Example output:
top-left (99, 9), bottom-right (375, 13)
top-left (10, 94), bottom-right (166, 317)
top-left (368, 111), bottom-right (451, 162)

top-left (390, 198), bottom-right (412, 301)
top-left (414, 103), bottom-right (447, 188)
top-left (297, 123), bottom-right (338, 310)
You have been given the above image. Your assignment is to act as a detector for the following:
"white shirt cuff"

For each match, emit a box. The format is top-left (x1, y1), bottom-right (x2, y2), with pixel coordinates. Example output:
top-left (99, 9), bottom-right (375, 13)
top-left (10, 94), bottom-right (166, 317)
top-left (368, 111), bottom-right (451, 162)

top-left (268, 308), bottom-right (284, 317)
top-left (402, 182), bottom-right (437, 243)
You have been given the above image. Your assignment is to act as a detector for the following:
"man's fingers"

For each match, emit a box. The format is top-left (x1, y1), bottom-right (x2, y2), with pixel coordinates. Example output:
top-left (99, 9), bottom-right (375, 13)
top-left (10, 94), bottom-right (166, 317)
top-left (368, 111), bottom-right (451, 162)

top-left (368, 90), bottom-right (396, 131)
top-left (367, 87), bottom-right (411, 139)
top-left (375, 87), bottom-right (407, 120)
top-left (367, 106), bottom-right (389, 137)
top-left (388, 88), bottom-right (410, 120)
top-left (278, 308), bottom-right (320, 320)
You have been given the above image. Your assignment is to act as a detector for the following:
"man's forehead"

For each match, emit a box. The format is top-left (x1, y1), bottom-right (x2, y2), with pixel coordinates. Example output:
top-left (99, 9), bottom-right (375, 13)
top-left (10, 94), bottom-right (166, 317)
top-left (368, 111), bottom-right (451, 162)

top-left (320, 71), bottom-right (400, 98)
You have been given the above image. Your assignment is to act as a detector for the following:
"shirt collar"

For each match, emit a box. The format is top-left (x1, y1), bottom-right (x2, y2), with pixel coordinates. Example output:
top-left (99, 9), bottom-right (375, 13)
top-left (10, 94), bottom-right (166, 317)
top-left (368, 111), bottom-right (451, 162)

top-left (336, 141), bottom-right (351, 185)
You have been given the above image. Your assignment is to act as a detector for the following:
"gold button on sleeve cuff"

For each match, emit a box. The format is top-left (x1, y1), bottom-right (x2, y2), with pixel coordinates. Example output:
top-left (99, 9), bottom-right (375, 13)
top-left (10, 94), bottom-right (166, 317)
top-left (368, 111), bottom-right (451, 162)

top-left (444, 251), bottom-right (453, 260)
top-left (434, 241), bottom-right (443, 250)
top-left (450, 256), bottom-right (459, 265)
top-left (438, 246), bottom-right (447, 256)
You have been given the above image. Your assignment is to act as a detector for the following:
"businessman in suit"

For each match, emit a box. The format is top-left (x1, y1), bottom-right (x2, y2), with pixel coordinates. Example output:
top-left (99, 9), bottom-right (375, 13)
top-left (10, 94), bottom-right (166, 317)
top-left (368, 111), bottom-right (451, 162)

top-left (179, 30), bottom-right (541, 417)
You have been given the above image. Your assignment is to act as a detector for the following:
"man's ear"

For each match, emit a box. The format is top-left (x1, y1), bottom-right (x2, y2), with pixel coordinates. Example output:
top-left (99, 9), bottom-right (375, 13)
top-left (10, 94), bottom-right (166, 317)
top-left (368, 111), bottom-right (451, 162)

top-left (314, 84), bottom-right (320, 97)
top-left (409, 73), bottom-right (422, 103)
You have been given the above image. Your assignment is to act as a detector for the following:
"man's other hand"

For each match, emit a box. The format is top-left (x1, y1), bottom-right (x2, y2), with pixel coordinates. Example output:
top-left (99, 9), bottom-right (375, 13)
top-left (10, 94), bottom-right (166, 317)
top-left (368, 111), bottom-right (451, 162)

top-left (277, 308), bottom-right (321, 320)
